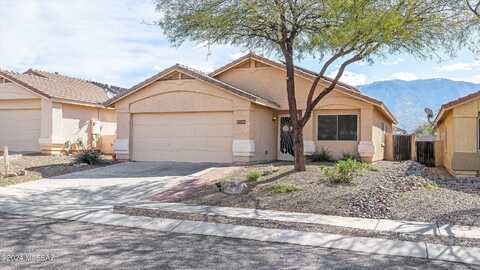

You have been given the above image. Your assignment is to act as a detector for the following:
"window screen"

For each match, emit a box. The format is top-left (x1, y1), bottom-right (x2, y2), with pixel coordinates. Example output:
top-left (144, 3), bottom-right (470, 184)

top-left (338, 115), bottom-right (357, 140)
top-left (317, 115), bottom-right (337, 140)
top-left (318, 115), bottom-right (357, 141)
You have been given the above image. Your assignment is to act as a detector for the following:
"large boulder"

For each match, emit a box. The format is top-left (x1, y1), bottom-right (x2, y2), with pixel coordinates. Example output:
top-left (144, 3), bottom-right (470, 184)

top-left (221, 181), bottom-right (248, 195)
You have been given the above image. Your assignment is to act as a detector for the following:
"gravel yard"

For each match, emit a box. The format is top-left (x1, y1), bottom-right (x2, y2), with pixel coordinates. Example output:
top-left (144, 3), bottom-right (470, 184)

top-left (0, 154), bottom-right (116, 187)
top-left (184, 161), bottom-right (480, 226)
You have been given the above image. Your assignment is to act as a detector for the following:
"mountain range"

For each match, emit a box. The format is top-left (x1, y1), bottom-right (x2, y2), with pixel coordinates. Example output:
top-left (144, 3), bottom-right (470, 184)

top-left (358, 79), bottom-right (480, 132)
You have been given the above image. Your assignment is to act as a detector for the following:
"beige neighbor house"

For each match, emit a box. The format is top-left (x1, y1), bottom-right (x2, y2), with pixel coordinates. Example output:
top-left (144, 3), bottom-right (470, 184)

top-left (434, 91), bottom-right (480, 177)
top-left (0, 69), bottom-right (124, 154)
top-left (108, 53), bottom-right (397, 163)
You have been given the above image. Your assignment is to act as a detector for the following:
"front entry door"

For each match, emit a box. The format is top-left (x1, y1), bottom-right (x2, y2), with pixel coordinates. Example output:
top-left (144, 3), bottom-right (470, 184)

top-left (278, 116), bottom-right (294, 161)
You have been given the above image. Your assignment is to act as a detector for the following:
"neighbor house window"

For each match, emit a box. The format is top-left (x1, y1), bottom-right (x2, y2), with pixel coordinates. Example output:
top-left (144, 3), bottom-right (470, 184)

top-left (317, 115), bottom-right (358, 141)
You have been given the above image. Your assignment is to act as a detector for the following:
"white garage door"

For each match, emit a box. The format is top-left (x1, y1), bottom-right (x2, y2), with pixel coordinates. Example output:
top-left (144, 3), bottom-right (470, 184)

top-left (132, 112), bottom-right (233, 163)
top-left (0, 109), bottom-right (41, 152)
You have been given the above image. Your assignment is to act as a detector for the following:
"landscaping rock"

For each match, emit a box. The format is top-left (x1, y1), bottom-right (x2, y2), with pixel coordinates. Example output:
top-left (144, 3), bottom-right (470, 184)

top-left (222, 181), bottom-right (248, 195)
top-left (186, 160), bottom-right (480, 226)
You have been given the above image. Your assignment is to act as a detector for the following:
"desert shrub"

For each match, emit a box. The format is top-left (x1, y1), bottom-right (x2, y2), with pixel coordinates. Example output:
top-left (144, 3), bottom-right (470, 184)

top-left (310, 148), bottom-right (333, 162)
top-left (261, 166), bottom-right (279, 176)
top-left (422, 182), bottom-right (442, 190)
top-left (322, 158), bottom-right (365, 184)
top-left (76, 149), bottom-right (102, 165)
top-left (246, 170), bottom-right (261, 182)
top-left (341, 152), bottom-right (361, 162)
top-left (266, 184), bottom-right (302, 193)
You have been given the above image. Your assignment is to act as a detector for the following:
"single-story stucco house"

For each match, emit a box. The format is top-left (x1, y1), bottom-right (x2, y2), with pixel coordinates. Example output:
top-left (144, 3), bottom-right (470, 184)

top-left (108, 53), bottom-right (397, 163)
top-left (434, 91), bottom-right (480, 177)
top-left (0, 69), bottom-right (125, 154)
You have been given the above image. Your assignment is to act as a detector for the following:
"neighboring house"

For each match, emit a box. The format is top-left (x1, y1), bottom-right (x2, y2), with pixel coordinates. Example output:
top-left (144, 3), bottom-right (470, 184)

top-left (0, 69), bottom-right (125, 154)
top-left (108, 53), bottom-right (397, 163)
top-left (434, 91), bottom-right (480, 177)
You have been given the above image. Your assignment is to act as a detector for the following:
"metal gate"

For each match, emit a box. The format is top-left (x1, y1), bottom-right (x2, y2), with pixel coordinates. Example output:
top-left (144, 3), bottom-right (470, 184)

top-left (393, 135), bottom-right (411, 161)
top-left (416, 141), bottom-right (435, 167)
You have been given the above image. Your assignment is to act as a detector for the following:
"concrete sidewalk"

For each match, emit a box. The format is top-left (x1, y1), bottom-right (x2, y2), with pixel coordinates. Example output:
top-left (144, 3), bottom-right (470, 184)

top-left (0, 204), bottom-right (479, 266)
top-left (119, 202), bottom-right (480, 240)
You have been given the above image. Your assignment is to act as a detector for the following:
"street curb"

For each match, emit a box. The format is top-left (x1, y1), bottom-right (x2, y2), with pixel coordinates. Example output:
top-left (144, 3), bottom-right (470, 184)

top-left (1, 205), bottom-right (479, 266)
top-left (116, 202), bottom-right (480, 240)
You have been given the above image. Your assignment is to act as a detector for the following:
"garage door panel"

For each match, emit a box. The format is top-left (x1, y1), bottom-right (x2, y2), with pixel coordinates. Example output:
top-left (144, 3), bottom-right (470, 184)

top-left (132, 112), bottom-right (233, 163)
top-left (0, 109), bottom-right (40, 152)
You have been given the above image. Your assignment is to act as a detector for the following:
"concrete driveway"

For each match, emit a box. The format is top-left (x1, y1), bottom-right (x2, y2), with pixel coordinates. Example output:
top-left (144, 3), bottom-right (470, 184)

top-left (0, 162), bottom-right (219, 214)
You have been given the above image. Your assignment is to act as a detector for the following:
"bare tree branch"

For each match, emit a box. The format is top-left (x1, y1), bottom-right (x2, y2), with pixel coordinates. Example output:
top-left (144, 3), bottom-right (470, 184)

top-left (466, 0), bottom-right (480, 17)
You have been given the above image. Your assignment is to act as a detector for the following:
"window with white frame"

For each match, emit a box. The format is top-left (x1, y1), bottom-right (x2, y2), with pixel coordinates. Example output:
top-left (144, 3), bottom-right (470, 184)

top-left (317, 115), bottom-right (358, 141)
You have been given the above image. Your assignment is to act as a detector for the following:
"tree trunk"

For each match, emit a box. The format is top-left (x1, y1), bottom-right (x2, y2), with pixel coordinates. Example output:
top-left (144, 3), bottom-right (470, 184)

top-left (282, 43), bottom-right (306, 171)
top-left (292, 124), bottom-right (306, 171)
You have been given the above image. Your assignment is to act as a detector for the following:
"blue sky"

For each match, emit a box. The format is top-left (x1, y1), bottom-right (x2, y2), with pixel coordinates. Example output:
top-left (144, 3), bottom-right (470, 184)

top-left (1, 0), bottom-right (479, 88)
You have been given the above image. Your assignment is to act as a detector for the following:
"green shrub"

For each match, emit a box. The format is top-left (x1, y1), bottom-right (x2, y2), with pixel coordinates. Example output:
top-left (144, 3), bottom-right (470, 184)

top-left (266, 184), bottom-right (302, 193)
top-left (76, 149), bottom-right (102, 165)
top-left (422, 182), bottom-right (442, 190)
top-left (261, 166), bottom-right (279, 176)
top-left (341, 152), bottom-right (361, 162)
top-left (322, 158), bottom-right (365, 184)
top-left (246, 170), bottom-right (261, 182)
top-left (311, 148), bottom-right (333, 162)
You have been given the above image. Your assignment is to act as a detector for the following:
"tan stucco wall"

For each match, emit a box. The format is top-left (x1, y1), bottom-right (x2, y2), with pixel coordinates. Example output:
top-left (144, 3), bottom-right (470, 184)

top-left (216, 64), bottom-right (329, 110)
top-left (0, 82), bottom-right (42, 152)
top-left (113, 64), bottom-right (394, 163)
top-left (452, 99), bottom-right (479, 152)
top-left (0, 99), bottom-right (41, 152)
top-left (0, 99), bottom-right (41, 109)
top-left (113, 76), bottom-right (256, 162)
top-left (251, 104), bottom-right (276, 161)
top-left (61, 104), bottom-right (116, 154)
top-left (371, 108), bottom-right (392, 162)
top-left (436, 97), bottom-right (480, 176)
top-left (0, 80), bottom-right (116, 154)
top-left (437, 111), bottom-right (454, 172)
top-left (311, 108), bottom-right (360, 160)
top-left (216, 63), bottom-right (394, 162)
top-left (0, 81), bottom-right (38, 99)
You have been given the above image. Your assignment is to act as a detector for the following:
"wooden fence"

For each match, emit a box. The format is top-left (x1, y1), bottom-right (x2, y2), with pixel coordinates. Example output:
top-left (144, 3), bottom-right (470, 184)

top-left (393, 135), bottom-right (412, 161)
top-left (416, 141), bottom-right (435, 167)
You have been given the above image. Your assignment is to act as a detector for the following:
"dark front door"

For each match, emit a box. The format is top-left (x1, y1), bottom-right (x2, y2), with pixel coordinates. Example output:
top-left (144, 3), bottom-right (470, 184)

top-left (279, 116), bottom-right (294, 161)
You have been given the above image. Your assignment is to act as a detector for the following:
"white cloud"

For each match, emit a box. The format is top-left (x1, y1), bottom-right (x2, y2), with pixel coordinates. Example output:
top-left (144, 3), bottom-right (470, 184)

top-left (230, 52), bottom-right (249, 60)
top-left (389, 72), bottom-right (418, 81)
top-left (470, 75), bottom-right (480, 83)
top-left (188, 64), bottom-right (216, 73)
top-left (439, 62), bottom-right (480, 71)
top-left (0, 0), bottom-right (233, 87)
top-left (328, 70), bottom-right (369, 86)
top-left (0, 0), bottom-right (169, 86)
top-left (380, 58), bottom-right (405, 65)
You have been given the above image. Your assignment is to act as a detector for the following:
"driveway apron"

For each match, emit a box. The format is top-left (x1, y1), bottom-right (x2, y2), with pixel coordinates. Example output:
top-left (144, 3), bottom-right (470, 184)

top-left (0, 162), bottom-right (216, 216)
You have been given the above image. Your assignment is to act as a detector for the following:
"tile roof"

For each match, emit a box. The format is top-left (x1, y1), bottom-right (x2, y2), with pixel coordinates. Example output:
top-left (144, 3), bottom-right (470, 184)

top-left (0, 69), bottom-right (126, 105)
top-left (434, 90), bottom-right (480, 126)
